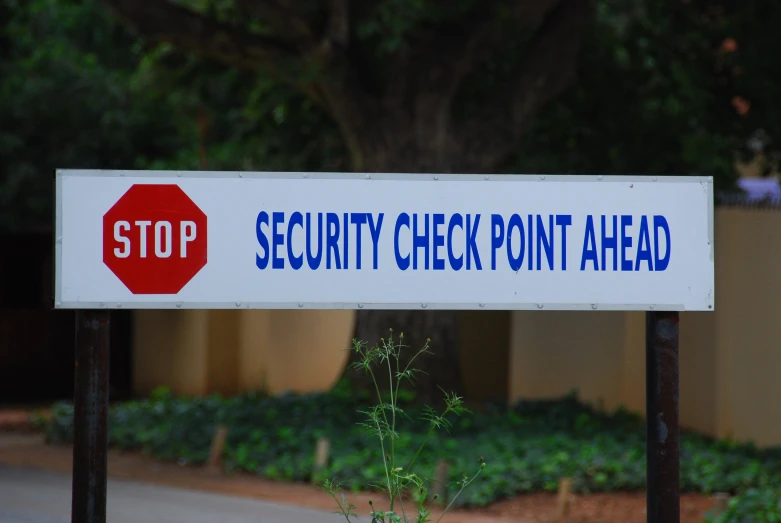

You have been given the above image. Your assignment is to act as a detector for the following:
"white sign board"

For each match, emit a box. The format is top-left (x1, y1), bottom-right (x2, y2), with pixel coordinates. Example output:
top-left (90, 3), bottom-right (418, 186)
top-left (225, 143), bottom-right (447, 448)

top-left (55, 170), bottom-right (714, 311)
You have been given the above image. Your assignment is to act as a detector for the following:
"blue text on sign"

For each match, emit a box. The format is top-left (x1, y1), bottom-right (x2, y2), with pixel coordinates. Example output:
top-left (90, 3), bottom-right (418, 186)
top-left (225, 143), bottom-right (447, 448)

top-left (254, 212), bottom-right (671, 272)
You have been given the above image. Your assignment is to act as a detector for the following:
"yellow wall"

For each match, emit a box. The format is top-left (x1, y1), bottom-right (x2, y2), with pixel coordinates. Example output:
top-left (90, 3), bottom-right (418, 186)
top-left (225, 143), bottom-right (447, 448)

top-left (133, 310), bottom-right (355, 397)
top-left (618, 312), bottom-right (646, 415)
top-left (678, 311), bottom-right (718, 436)
top-left (508, 207), bottom-right (781, 447)
top-left (509, 311), bottom-right (627, 411)
top-left (133, 310), bottom-right (209, 396)
top-left (240, 310), bottom-right (355, 394)
top-left (712, 209), bottom-right (781, 445)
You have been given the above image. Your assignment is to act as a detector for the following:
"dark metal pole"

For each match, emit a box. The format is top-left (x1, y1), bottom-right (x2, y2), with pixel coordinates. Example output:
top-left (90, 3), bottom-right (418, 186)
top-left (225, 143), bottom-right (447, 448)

top-left (646, 311), bottom-right (680, 523)
top-left (71, 310), bottom-right (110, 523)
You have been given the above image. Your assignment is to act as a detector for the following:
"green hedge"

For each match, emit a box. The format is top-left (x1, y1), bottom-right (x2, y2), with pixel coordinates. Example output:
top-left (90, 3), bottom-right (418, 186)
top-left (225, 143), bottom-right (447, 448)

top-left (703, 489), bottom-right (781, 522)
top-left (42, 386), bottom-right (781, 509)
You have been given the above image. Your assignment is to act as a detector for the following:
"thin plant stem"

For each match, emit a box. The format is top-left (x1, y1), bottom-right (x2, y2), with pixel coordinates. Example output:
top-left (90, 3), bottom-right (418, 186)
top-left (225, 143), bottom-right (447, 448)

top-left (434, 469), bottom-right (484, 523)
top-left (387, 346), bottom-right (397, 511)
top-left (394, 340), bottom-right (404, 519)
top-left (373, 415), bottom-right (392, 497)
top-left (400, 345), bottom-right (430, 380)
top-left (406, 427), bottom-right (434, 471)
top-left (367, 366), bottom-right (392, 496)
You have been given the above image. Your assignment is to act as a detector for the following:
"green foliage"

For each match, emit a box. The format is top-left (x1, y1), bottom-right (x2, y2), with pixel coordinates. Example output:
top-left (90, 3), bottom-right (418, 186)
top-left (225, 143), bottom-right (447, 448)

top-left (42, 384), bottom-right (781, 512)
top-left (0, 0), bottom-right (344, 232)
top-left (0, 0), bottom-right (183, 231)
top-left (354, 0), bottom-right (479, 58)
top-left (324, 333), bottom-right (483, 522)
top-left (505, 0), bottom-right (781, 193)
top-left (5, 0), bottom-right (781, 230)
top-left (127, 42), bottom-right (346, 173)
top-left (704, 489), bottom-right (781, 523)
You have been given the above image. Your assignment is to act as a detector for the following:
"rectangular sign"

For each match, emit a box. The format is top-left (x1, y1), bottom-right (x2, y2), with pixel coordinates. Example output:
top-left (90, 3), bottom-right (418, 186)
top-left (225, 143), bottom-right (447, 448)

top-left (54, 170), bottom-right (714, 311)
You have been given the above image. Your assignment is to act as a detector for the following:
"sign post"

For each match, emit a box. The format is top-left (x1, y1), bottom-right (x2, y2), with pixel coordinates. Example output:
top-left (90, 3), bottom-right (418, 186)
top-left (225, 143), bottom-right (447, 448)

top-left (71, 310), bottom-right (110, 523)
top-left (55, 170), bottom-right (714, 523)
top-left (646, 311), bottom-right (680, 523)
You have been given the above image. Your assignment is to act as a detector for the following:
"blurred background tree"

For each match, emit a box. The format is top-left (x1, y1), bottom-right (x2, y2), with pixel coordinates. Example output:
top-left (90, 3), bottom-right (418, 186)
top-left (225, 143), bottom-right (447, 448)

top-left (2, 0), bottom-right (778, 399)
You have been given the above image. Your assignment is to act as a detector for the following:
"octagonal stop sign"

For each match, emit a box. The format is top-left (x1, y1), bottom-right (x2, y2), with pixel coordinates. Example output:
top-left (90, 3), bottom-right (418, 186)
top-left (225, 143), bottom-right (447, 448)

top-left (102, 184), bottom-right (208, 294)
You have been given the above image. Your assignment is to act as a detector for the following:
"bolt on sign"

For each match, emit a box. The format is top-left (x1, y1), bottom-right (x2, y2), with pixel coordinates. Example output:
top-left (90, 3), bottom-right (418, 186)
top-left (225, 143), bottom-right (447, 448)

top-left (54, 170), bottom-right (715, 311)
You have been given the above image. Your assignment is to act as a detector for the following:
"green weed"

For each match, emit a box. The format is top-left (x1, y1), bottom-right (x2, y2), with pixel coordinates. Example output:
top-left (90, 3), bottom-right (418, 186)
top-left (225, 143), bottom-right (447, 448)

top-left (323, 331), bottom-right (484, 523)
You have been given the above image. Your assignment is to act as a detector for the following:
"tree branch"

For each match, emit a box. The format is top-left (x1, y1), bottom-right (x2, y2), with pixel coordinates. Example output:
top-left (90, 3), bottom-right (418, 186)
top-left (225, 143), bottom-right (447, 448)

top-left (456, 0), bottom-right (594, 171)
top-left (300, 0), bottom-right (406, 172)
top-left (379, 0), bottom-right (564, 171)
top-left (100, 0), bottom-right (337, 105)
top-left (101, 0), bottom-right (299, 73)
top-left (327, 0), bottom-right (350, 48)
top-left (102, 0), bottom-right (384, 169)
top-left (234, 0), bottom-right (315, 47)
top-left (382, 0), bottom-right (562, 109)
top-left (451, 0), bottom-right (563, 82)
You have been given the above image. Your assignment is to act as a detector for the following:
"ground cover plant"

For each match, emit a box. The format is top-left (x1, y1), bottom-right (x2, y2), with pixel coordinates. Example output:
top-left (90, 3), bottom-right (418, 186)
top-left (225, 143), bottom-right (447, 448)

top-left (703, 488), bottom-right (781, 523)
top-left (41, 357), bottom-right (781, 520)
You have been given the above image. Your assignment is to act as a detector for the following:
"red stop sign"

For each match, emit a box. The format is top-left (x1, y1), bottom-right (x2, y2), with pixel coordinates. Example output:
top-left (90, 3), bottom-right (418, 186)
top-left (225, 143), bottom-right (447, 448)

top-left (102, 184), bottom-right (208, 294)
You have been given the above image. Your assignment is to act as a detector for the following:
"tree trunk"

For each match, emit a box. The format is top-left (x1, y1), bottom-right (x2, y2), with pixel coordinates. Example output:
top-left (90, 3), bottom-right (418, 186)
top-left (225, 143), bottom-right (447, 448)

top-left (337, 125), bottom-right (466, 404)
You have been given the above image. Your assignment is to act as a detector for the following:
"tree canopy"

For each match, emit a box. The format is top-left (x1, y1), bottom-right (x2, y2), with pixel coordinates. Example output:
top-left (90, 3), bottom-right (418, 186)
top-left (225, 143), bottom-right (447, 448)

top-left (3, 0), bottom-right (779, 232)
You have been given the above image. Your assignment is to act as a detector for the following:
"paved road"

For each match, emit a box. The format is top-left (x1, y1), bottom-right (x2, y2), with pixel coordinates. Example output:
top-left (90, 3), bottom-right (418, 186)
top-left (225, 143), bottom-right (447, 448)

top-left (0, 465), bottom-right (346, 523)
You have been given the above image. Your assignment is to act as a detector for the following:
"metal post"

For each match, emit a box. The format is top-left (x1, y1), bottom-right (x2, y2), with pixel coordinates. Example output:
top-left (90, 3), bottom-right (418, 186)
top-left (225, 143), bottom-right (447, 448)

top-left (646, 311), bottom-right (680, 523)
top-left (71, 310), bottom-right (110, 523)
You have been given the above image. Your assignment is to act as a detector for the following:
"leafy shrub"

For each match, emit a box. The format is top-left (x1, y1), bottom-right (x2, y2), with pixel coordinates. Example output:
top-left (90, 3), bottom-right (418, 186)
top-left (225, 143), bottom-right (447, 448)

top-left (42, 373), bottom-right (781, 510)
top-left (704, 489), bottom-right (781, 523)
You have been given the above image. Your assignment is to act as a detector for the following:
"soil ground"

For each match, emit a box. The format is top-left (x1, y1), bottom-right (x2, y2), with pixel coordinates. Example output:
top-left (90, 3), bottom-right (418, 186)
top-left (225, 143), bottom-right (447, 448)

top-left (0, 410), bottom-right (722, 523)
